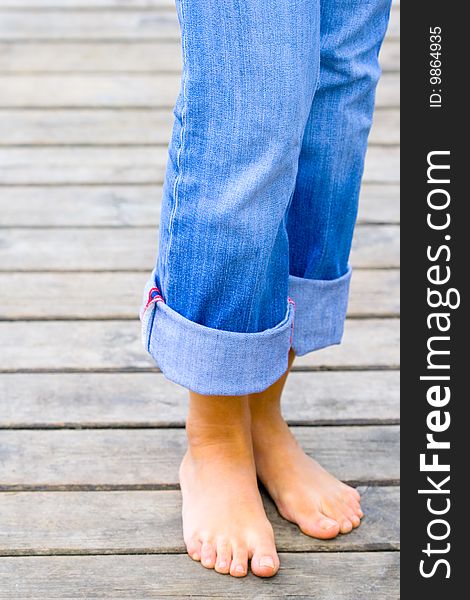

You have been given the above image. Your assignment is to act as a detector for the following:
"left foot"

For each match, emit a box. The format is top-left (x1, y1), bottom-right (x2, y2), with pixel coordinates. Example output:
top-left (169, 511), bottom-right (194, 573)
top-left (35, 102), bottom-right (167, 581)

top-left (249, 351), bottom-right (363, 539)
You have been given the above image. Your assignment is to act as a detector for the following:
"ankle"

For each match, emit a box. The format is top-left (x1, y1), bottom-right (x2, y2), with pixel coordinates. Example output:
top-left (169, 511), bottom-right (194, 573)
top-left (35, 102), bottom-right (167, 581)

top-left (186, 391), bottom-right (251, 452)
top-left (186, 418), bottom-right (250, 449)
top-left (250, 395), bottom-right (284, 426)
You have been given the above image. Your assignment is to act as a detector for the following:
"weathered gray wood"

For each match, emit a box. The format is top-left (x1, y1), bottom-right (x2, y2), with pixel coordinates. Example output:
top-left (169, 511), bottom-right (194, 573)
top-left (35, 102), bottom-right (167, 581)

top-left (0, 108), bottom-right (175, 145)
top-left (0, 270), bottom-right (399, 320)
top-left (349, 269), bottom-right (400, 315)
top-left (358, 184), bottom-right (399, 224)
top-left (0, 1), bottom-right (174, 7)
top-left (295, 318), bottom-right (399, 370)
top-left (351, 224), bottom-right (399, 268)
top-left (0, 370), bottom-right (399, 427)
top-left (0, 183), bottom-right (399, 226)
top-left (0, 108), bottom-right (399, 145)
top-left (0, 185), bottom-right (164, 226)
top-left (0, 74), bottom-right (180, 108)
top-left (0, 39), bottom-right (398, 74)
top-left (370, 109), bottom-right (399, 144)
top-left (0, 425), bottom-right (399, 487)
top-left (0, 145), bottom-right (398, 185)
top-left (0, 7), bottom-right (399, 41)
top-left (0, 486), bottom-right (399, 555)
top-left (376, 72), bottom-right (399, 107)
top-left (0, 318), bottom-right (399, 372)
top-left (0, 225), bottom-right (399, 271)
top-left (0, 10), bottom-right (181, 41)
top-left (379, 39), bottom-right (400, 72)
top-left (0, 41), bottom-right (182, 73)
top-left (6, 0), bottom-right (397, 8)
top-left (0, 73), bottom-right (399, 108)
top-left (0, 552), bottom-right (400, 599)
top-left (12, 0), bottom-right (400, 9)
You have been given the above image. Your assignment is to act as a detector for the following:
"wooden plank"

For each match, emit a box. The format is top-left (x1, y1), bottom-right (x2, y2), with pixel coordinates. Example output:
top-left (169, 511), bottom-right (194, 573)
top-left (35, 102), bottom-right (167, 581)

top-left (370, 109), bottom-right (399, 144)
top-left (0, 74), bottom-right (180, 108)
top-left (0, 1), bottom-right (174, 7)
top-left (379, 39), bottom-right (399, 72)
top-left (2, 1), bottom-right (397, 8)
top-left (0, 552), bottom-right (400, 599)
top-left (0, 183), bottom-right (399, 226)
top-left (0, 185), bottom-right (162, 226)
top-left (0, 41), bottom-right (183, 73)
top-left (0, 425), bottom-right (399, 487)
top-left (0, 225), bottom-right (399, 271)
top-left (0, 145), bottom-right (399, 185)
top-left (0, 486), bottom-right (399, 555)
top-left (0, 39), bottom-right (398, 74)
top-left (0, 107), bottom-right (399, 145)
top-left (0, 318), bottom-right (399, 372)
top-left (0, 7), bottom-right (399, 41)
top-left (358, 184), bottom-right (399, 224)
top-left (7, 0), bottom-right (396, 8)
top-left (0, 269), bottom-right (399, 320)
top-left (351, 224), bottom-right (399, 268)
top-left (0, 10), bottom-right (181, 41)
top-left (349, 269), bottom-right (400, 316)
top-left (0, 370), bottom-right (399, 427)
top-left (297, 318), bottom-right (399, 370)
top-left (0, 73), bottom-right (399, 108)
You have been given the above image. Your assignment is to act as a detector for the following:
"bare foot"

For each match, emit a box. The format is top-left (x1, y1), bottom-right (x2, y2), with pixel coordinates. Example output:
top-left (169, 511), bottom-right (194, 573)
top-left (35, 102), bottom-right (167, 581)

top-left (249, 350), bottom-right (363, 539)
top-left (179, 391), bottom-right (279, 577)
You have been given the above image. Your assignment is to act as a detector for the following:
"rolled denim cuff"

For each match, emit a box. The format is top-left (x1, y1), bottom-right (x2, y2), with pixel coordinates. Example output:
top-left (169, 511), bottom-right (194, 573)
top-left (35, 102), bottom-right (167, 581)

top-left (140, 272), bottom-right (295, 396)
top-left (288, 266), bottom-right (352, 356)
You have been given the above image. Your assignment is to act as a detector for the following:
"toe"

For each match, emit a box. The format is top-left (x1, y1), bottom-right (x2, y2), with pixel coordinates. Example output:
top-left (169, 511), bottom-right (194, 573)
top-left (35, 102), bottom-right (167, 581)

top-left (186, 538), bottom-right (202, 562)
top-left (351, 514), bottom-right (361, 528)
top-left (251, 541), bottom-right (279, 578)
top-left (230, 545), bottom-right (248, 578)
top-left (351, 501), bottom-right (364, 519)
top-left (298, 512), bottom-right (340, 540)
top-left (215, 538), bottom-right (232, 574)
top-left (341, 502), bottom-right (361, 529)
top-left (201, 540), bottom-right (216, 569)
top-left (340, 519), bottom-right (353, 534)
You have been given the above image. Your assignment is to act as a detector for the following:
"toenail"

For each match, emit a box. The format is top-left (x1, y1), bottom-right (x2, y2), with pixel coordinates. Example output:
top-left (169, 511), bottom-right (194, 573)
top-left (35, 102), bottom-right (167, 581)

top-left (259, 556), bottom-right (275, 569)
top-left (218, 560), bottom-right (227, 569)
top-left (321, 518), bottom-right (338, 530)
top-left (203, 557), bottom-right (212, 566)
top-left (192, 552), bottom-right (199, 561)
top-left (235, 564), bottom-right (245, 574)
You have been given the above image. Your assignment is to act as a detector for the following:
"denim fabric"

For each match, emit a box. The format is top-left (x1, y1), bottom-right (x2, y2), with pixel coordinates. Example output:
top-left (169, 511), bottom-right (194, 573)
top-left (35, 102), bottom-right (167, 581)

top-left (141, 0), bottom-right (392, 395)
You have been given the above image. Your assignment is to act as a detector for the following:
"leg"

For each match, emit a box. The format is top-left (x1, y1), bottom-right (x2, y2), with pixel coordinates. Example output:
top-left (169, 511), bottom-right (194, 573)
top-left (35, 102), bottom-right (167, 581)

top-left (250, 350), bottom-right (362, 538)
top-left (140, 0), bottom-right (322, 577)
top-left (250, 0), bottom-right (392, 538)
top-left (288, 0), bottom-right (392, 353)
top-left (141, 0), bottom-right (320, 396)
top-left (180, 392), bottom-right (279, 577)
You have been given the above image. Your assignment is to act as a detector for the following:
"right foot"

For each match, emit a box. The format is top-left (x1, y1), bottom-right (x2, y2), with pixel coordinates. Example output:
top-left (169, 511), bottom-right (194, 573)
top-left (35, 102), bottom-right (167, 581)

top-left (179, 391), bottom-right (279, 578)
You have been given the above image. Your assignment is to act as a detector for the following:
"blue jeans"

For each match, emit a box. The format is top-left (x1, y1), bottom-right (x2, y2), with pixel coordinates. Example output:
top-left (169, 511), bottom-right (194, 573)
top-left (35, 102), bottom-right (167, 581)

top-left (141, 0), bottom-right (392, 395)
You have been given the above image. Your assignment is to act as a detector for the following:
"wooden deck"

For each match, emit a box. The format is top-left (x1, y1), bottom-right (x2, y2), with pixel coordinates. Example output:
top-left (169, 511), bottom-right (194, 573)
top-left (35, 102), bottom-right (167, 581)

top-left (0, 1), bottom-right (400, 598)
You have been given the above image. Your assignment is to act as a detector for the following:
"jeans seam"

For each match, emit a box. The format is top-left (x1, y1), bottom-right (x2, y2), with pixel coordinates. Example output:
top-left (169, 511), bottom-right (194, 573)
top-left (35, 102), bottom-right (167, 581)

top-left (163, 0), bottom-right (188, 293)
